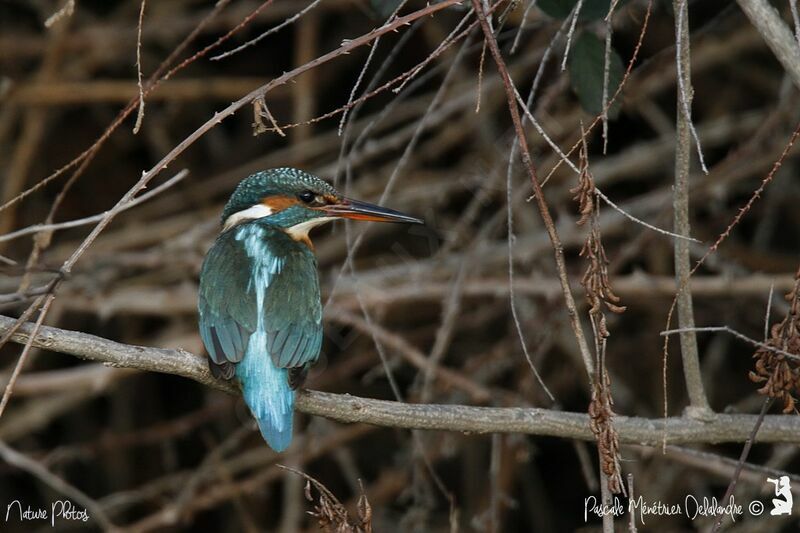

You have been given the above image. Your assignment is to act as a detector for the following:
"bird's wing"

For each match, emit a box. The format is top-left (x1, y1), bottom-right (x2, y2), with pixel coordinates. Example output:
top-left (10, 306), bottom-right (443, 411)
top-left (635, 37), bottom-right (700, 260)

top-left (198, 228), bottom-right (258, 379)
top-left (198, 223), bottom-right (322, 379)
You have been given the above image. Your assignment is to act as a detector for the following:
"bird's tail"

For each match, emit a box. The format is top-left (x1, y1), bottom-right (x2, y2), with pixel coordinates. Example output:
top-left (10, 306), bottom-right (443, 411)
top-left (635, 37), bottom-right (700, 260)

top-left (236, 331), bottom-right (294, 452)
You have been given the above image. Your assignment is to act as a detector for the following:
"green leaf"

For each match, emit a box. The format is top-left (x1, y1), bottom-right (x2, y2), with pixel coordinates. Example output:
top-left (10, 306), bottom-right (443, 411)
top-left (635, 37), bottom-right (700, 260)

top-left (568, 31), bottom-right (624, 117)
top-left (538, 0), bottom-right (629, 21)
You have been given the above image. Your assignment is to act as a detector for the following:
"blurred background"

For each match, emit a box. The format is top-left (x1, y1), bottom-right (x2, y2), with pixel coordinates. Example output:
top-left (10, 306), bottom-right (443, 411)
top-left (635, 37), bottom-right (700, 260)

top-left (1, 0), bottom-right (800, 530)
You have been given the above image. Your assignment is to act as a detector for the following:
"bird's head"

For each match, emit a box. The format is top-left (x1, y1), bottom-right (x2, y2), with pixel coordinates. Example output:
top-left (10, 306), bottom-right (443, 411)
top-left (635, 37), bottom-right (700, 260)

top-left (221, 168), bottom-right (423, 243)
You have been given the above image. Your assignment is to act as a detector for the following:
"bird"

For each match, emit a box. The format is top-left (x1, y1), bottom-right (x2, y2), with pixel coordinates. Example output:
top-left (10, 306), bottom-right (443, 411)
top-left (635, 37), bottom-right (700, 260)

top-left (197, 168), bottom-right (423, 451)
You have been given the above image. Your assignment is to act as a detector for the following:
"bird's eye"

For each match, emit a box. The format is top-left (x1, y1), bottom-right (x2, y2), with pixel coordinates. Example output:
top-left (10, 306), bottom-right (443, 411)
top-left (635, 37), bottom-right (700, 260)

top-left (298, 191), bottom-right (315, 204)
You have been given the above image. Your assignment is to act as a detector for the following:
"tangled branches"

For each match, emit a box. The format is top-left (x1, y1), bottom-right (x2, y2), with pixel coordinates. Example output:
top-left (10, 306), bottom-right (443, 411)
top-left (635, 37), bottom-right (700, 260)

top-left (281, 466), bottom-right (373, 533)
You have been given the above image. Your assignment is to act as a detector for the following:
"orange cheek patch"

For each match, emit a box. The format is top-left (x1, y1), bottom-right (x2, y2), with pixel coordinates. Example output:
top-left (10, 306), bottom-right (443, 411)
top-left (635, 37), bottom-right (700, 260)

top-left (262, 195), bottom-right (299, 212)
top-left (298, 235), bottom-right (314, 250)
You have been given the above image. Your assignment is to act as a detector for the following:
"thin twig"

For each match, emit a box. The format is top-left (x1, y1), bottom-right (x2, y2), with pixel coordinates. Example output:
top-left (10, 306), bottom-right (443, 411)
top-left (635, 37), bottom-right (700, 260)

top-left (0, 170), bottom-right (188, 244)
top-left (472, 0), bottom-right (595, 380)
top-left (332, 13), bottom-right (421, 185)
top-left (627, 473), bottom-right (637, 533)
top-left (510, 0), bottom-right (537, 54)
top-left (506, 161), bottom-right (556, 401)
top-left (765, 283), bottom-right (774, 342)
top-left (561, 0), bottom-right (584, 71)
top-left (710, 397), bottom-right (773, 532)
top-left (44, 0), bottom-right (75, 28)
top-left (351, 285), bottom-right (456, 514)
top-left (324, 21), bottom-right (485, 309)
top-left (504, 20), bottom-right (571, 400)
top-left (211, 0), bottom-right (325, 61)
top-left (661, 326), bottom-right (800, 363)
top-left (595, 187), bottom-right (699, 242)
top-left (541, 0), bottom-right (653, 184)
top-left (421, 262), bottom-right (469, 403)
top-left (133, 0), bottom-right (147, 134)
top-left (393, 7), bottom-right (475, 94)
top-left (0, 0), bottom-right (234, 217)
top-left (512, 85), bottom-right (580, 175)
top-left (0, 439), bottom-right (116, 530)
top-left (674, 0), bottom-right (709, 173)
top-left (476, 41), bottom-right (487, 112)
top-left (602, 9), bottom-right (614, 153)
top-left (598, 453), bottom-right (614, 533)
top-left (337, 0), bottom-right (409, 136)
top-left (0, 297), bottom-right (52, 419)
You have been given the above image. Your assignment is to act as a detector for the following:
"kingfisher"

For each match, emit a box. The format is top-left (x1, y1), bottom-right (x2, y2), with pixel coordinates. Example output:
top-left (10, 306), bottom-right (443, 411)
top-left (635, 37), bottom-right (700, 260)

top-left (198, 167), bottom-right (423, 451)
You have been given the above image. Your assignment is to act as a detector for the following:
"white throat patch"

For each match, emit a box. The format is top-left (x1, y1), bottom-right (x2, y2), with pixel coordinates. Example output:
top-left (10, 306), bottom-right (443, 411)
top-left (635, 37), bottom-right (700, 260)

top-left (285, 217), bottom-right (336, 241)
top-left (223, 204), bottom-right (274, 232)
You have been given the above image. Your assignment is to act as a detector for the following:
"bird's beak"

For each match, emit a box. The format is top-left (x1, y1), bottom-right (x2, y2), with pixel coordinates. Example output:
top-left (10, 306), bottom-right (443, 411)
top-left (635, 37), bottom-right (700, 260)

top-left (322, 198), bottom-right (424, 224)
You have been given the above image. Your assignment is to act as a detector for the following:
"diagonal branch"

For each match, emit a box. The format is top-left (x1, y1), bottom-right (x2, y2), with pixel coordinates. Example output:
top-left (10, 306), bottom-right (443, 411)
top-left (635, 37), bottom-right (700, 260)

top-left (0, 439), bottom-right (116, 530)
top-left (0, 0), bottom-right (468, 416)
top-left (469, 0), bottom-right (595, 380)
top-left (736, 0), bottom-right (800, 89)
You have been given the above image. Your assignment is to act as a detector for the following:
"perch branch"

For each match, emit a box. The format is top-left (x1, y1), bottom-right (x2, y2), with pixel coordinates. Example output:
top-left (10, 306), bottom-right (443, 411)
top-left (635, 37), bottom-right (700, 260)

top-left (2, 316), bottom-right (800, 444)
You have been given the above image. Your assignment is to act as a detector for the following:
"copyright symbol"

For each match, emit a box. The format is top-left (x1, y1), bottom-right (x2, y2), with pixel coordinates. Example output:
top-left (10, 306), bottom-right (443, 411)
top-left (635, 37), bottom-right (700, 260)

top-left (749, 500), bottom-right (764, 516)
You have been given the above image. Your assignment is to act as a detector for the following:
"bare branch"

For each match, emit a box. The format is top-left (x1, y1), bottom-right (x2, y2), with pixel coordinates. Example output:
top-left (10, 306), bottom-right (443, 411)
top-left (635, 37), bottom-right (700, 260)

top-left (674, 0), bottom-right (708, 173)
top-left (561, 0), bottom-right (584, 71)
top-left (211, 0), bottom-right (325, 61)
top-left (44, 0), bottom-right (75, 28)
top-left (0, 298), bottom-right (52, 419)
top-left (737, 0), bottom-right (800, 89)
top-left (791, 0), bottom-right (800, 46)
top-left (133, 0), bottom-right (147, 134)
top-left (672, 0), bottom-right (711, 415)
top-left (3, 311), bottom-right (800, 446)
top-left (594, 187), bottom-right (700, 243)
top-left (0, 439), bottom-right (115, 530)
top-left (0, 170), bottom-right (188, 244)
top-left (472, 0), bottom-right (595, 382)
top-left (0, 0), bottom-right (233, 218)
top-left (711, 397), bottom-right (773, 532)
top-left (661, 325), bottom-right (800, 363)
top-left (510, 0), bottom-right (537, 54)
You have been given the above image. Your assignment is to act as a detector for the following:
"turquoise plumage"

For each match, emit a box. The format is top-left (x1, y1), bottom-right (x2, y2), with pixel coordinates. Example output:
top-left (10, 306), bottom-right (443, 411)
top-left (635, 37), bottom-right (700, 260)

top-left (199, 223), bottom-right (322, 451)
top-left (197, 168), bottom-right (422, 451)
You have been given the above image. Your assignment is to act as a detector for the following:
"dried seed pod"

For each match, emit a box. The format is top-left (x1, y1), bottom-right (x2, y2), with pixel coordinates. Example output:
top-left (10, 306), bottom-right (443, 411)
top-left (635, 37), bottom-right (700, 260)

top-left (750, 266), bottom-right (800, 414)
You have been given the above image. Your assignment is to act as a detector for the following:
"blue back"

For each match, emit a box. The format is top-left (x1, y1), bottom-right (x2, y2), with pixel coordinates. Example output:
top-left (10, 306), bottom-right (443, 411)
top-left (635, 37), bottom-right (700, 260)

top-left (198, 221), bottom-right (323, 451)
